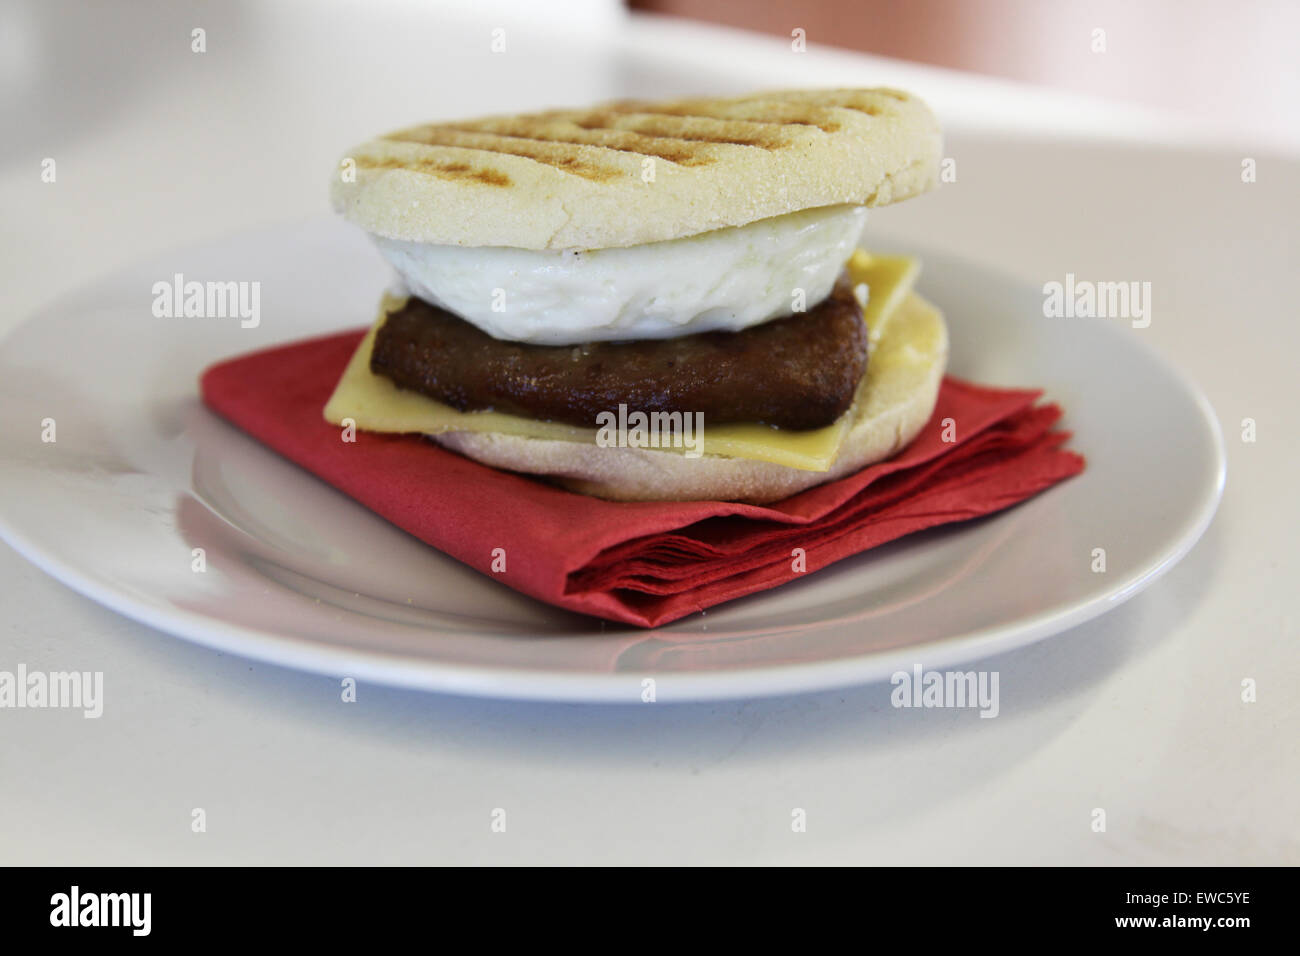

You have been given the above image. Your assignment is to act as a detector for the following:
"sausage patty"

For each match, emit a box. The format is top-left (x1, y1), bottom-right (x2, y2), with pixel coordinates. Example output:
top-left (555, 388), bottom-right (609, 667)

top-left (370, 277), bottom-right (866, 431)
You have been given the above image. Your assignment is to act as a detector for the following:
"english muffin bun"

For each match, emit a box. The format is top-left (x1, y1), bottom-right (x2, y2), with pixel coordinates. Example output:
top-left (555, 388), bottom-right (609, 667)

top-left (332, 88), bottom-right (942, 250)
top-left (433, 292), bottom-right (949, 504)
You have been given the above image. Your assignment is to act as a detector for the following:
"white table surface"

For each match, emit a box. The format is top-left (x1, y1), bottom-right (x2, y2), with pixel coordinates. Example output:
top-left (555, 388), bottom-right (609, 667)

top-left (2, 0), bottom-right (1296, 865)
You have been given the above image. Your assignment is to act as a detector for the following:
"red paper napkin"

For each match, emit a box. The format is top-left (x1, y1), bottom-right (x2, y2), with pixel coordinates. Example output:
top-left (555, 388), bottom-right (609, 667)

top-left (200, 330), bottom-right (1085, 627)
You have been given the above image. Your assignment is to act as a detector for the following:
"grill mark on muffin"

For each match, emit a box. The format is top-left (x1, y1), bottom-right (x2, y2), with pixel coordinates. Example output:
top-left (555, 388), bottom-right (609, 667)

top-left (383, 128), bottom-right (623, 181)
top-left (441, 122), bottom-right (715, 167)
top-left (566, 112), bottom-right (794, 149)
top-left (601, 103), bottom-right (844, 135)
top-left (661, 91), bottom-right (909, 124)
top-left (599, 96), bottom-right (893, 134)
top-left (355, 155), bottom-right (511, 187)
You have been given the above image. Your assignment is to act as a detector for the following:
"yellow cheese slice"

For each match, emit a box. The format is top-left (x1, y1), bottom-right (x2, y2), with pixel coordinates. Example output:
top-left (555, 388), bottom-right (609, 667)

top-left (324, 251), bottom-right (921, 472)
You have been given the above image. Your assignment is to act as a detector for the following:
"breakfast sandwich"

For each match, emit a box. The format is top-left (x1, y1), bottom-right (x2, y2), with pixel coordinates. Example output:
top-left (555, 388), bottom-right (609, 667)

top-left (325, 88), bottom-right (946, 503)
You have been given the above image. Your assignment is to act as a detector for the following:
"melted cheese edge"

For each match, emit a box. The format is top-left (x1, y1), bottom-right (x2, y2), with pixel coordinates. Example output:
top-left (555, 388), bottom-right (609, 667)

top-left (324, 251), bottom-right (921, 472)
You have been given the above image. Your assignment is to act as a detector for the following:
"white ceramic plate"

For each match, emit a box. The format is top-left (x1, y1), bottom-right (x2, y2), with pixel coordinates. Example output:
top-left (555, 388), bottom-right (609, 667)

top-left (0, 220), bottom-right (1223, 702)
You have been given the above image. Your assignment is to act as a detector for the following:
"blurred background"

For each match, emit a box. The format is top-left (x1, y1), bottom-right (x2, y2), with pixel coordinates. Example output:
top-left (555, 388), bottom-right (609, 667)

top-left (633, 0), bottom-right (1300, 149)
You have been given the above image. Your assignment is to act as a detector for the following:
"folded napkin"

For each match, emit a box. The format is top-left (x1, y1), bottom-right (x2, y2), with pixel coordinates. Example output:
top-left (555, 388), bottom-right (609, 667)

top-left (200, 330), bottom-right (1085, 627)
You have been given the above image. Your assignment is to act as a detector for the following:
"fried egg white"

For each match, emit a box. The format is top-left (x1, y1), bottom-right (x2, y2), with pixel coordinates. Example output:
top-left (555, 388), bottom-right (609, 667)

top-left (370, 204), bottom-right (868, 345)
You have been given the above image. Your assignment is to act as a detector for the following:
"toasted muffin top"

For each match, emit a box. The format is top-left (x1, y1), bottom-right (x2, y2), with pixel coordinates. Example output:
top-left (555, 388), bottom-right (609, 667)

top-left (331, 88), bottom-right (942, 250)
